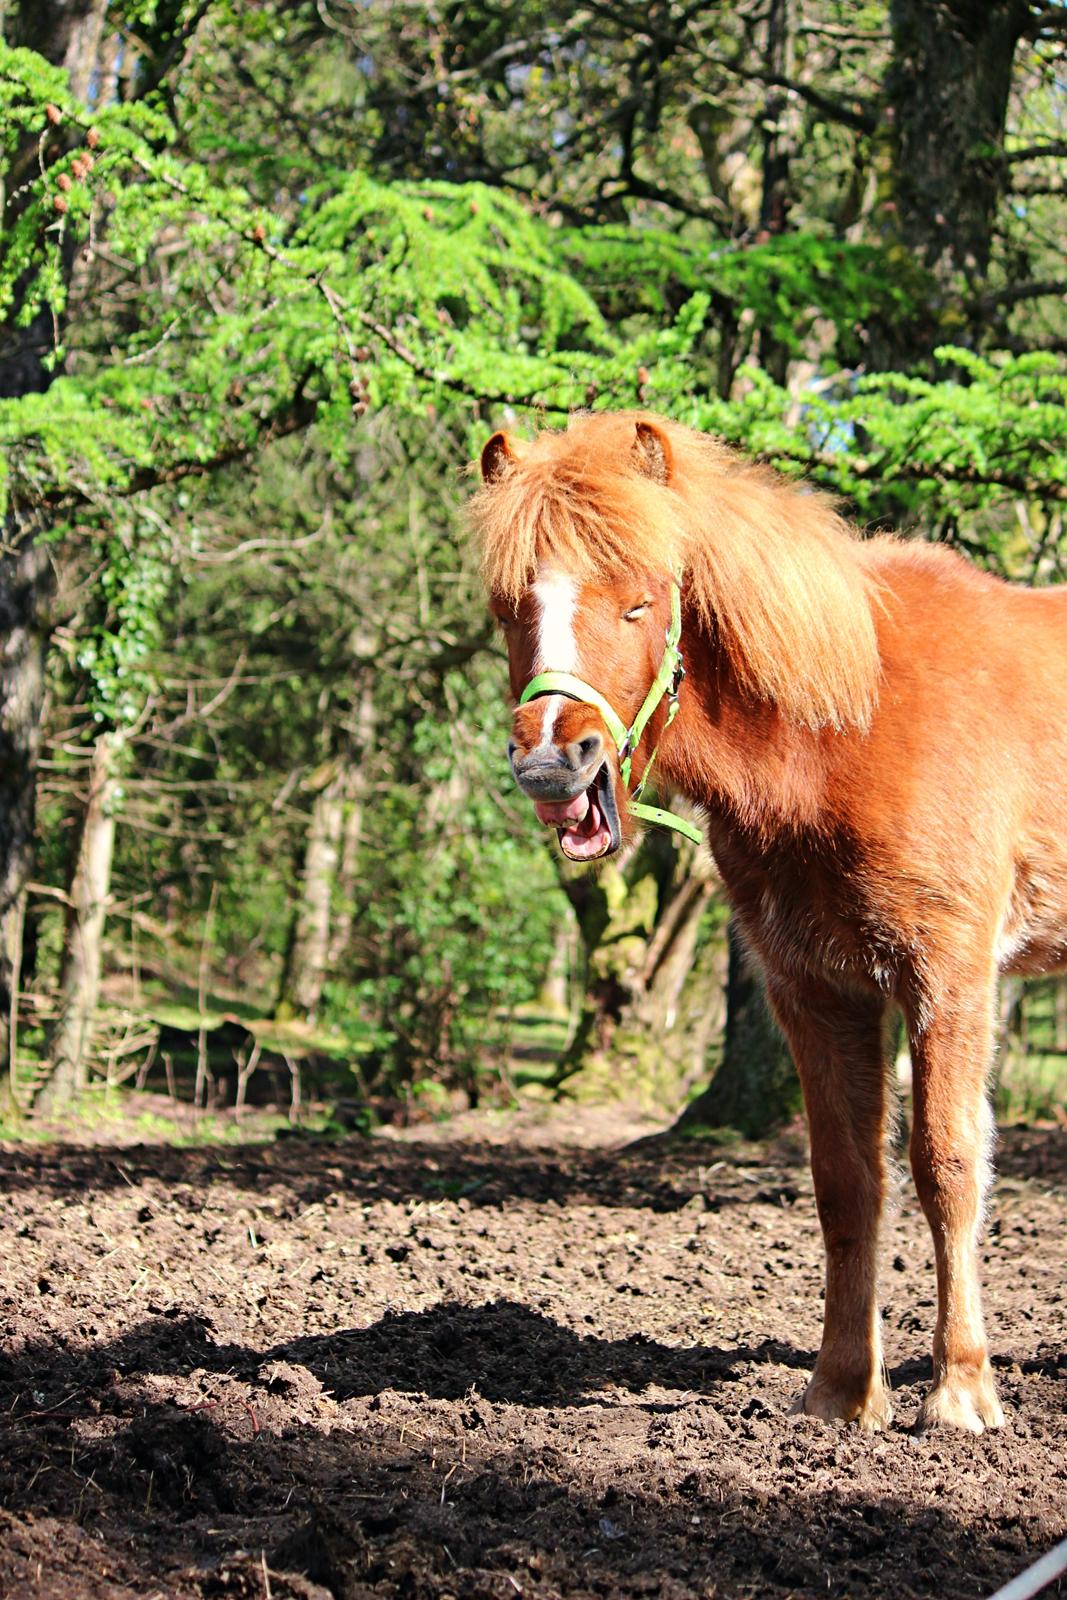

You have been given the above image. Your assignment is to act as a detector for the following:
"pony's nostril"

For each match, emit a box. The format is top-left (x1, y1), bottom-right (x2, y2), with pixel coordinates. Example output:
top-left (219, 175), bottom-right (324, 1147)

top-left (506, 738), bottom-right (518, 763)
top-left (576, 732), bottom-right (604, 766)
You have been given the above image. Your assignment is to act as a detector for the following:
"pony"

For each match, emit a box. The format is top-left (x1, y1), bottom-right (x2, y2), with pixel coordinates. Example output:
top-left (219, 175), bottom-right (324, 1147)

top-left (469, 409), bottom-right (1067, 1434)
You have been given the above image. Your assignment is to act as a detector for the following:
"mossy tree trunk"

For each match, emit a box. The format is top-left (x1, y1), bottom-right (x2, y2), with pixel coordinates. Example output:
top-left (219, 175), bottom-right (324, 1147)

top-left (553, 826), bottom-right (727, 1107)
top-left (676, 920), bottom-right (800, 1138)
top-left (0, 0), bottom-right (117, 1089)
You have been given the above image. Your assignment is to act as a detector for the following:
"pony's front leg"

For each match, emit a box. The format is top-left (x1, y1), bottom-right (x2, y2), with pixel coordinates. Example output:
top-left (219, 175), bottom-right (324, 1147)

top-left (906, 979), bottom-right (1004, 1433)
top-left (767, 976), bottom-right (892, 1430)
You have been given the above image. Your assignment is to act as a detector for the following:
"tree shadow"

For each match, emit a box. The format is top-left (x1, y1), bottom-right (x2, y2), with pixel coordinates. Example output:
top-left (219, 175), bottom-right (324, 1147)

top-left (0, 1132), bottom-right (808, 1215)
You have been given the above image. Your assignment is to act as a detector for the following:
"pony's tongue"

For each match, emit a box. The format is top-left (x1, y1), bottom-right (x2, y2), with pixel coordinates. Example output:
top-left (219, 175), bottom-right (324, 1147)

top-left (533, 793), bottom-right (589, 827)
top-left (532, 786), bottom-right (613, 861)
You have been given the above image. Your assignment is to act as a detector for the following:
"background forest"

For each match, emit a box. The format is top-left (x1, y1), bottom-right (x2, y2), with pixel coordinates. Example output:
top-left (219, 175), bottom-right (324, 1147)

top-left (1, 0), bottom-right (1066, 1130)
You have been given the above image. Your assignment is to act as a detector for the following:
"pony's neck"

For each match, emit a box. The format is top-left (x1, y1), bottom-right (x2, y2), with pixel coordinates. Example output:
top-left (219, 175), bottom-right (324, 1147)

top-left (656, 615), bottom-right (831, 836)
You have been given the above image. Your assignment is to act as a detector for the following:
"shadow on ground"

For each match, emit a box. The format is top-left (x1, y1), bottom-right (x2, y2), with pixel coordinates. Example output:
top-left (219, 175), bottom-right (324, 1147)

top-left (0, 1308), bottom-right (1055, 1600)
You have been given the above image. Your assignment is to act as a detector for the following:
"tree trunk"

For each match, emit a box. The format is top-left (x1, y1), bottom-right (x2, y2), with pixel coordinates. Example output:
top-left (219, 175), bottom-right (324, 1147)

top-left (676, 919), bottom-right (800, 1138)
top-left (880, 0), bottom-right (1030, 366)
top-left (538, 917), bottom-right (575, 1016)
top-left (278, 760), bottom-right (347, 1022)
top-left (0, 538), bottom-right (50, 1085)
top-left (639, 877), bottom-right (728, 1103)
top-left (553, 829), bottom-right (726, 1108)
top-left (888, 0), bottom-right (1027, 280)
top-left (858, 1), bottom-right (1030, 516)
top-left (326, 679), bottom-right (376, 973)
top-left (756, 0), bottom-right (797, 385)
top-left (36, 730), bottom-right (120, 1112)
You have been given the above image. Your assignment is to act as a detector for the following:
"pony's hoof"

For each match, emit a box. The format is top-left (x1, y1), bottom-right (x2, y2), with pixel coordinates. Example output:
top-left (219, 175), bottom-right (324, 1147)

top-left (916, 1371), bottom-right (1004, 1434)
top-left (790, 1377), bottom-right (893, 1432)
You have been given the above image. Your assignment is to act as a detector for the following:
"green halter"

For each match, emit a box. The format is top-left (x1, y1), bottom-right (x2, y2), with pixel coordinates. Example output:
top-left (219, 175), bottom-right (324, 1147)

top-left (518, 582), bottom-right (703, 847)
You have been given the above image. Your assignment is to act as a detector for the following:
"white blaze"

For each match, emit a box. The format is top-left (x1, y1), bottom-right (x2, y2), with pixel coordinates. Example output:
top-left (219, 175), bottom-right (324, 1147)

top-left (532, 568), bottom-right (578, 746)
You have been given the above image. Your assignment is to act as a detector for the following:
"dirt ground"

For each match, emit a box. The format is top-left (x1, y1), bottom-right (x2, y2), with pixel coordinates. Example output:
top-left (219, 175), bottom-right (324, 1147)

top-left (0, 1104), bottom-right (1065, 1600)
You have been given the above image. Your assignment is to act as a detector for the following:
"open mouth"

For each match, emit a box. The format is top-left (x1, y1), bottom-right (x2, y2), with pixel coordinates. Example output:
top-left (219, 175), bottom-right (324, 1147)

top-left (531, 763), bottom-right (620, 861)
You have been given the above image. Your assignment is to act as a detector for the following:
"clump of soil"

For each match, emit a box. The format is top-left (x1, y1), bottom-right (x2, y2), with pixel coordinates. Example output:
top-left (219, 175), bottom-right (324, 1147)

top-left (0, 1114), bottom-right (1064, 1598)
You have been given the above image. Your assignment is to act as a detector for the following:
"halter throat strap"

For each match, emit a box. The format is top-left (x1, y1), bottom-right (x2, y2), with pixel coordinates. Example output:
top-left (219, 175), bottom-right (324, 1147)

top-left (518, 582), bottom-right (702, 847)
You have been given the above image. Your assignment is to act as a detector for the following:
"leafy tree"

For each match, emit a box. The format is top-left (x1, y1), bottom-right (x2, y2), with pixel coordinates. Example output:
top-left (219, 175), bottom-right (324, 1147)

top-left (0, 8), bottom-right (638, 1103)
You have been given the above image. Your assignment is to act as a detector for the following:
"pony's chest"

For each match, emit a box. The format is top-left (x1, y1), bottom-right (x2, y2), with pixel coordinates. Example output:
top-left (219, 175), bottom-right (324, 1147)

top-left (997, 851), bottom-right (1067, 978)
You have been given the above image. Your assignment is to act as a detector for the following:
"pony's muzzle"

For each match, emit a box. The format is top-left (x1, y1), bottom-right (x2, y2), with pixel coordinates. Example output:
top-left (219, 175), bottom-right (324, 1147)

top-left (509, 732), bottom-right (603, 802)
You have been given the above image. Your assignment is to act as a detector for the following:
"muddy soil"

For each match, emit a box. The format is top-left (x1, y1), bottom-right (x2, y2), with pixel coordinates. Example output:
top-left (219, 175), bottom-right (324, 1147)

top-left (0, 1110), bottom-right (1065, 1600)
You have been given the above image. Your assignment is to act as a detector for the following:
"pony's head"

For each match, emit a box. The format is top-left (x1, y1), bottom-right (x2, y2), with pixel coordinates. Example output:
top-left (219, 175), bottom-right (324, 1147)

top-left (472, 415), bottom-right (685, 860)
top-left (470, 410), bottom-right (881, 860)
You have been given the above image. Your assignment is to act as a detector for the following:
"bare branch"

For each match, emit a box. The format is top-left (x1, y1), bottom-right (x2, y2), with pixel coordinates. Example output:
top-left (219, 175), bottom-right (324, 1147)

top-left (798, 451), bottom-right (1067, 503)
top-left (972, 279), bottom-right (1067, 311)
top-left (1001, 141), bottom-right (1067, 162)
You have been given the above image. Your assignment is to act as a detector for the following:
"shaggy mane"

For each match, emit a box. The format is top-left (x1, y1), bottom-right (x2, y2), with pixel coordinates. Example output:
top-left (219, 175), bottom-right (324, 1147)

top-left (469, 411), bottom-right (882, 732)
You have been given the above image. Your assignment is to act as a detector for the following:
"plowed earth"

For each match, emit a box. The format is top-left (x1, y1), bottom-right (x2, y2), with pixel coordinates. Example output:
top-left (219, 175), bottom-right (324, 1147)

top-left (0, 1111), bottom-right (1065, 1600)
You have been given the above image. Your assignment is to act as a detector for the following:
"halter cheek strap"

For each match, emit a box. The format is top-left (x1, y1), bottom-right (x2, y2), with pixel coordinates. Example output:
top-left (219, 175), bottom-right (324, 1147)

top-left (518, 581), bottom-right (703, 847)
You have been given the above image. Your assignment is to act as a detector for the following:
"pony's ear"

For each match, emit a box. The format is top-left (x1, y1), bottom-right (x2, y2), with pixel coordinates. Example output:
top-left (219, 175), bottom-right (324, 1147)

top-left (481, 431), bottom-right (521, 484)
top-left (632, 419), bottom-right (672, 485)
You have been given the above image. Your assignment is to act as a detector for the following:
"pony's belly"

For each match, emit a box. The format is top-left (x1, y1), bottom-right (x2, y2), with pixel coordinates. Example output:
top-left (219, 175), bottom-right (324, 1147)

top-left (997, 922), bottom-right (1067, 978)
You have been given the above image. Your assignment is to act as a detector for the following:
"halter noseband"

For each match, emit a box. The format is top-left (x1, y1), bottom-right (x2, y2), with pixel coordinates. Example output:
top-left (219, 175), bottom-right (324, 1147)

top-left (518, 581), bottom-right (703, 847)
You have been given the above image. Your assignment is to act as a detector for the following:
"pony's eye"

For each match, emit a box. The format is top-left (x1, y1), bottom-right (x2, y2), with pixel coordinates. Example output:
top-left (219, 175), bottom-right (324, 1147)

top-left (624, 601), bottom-right (651, 621)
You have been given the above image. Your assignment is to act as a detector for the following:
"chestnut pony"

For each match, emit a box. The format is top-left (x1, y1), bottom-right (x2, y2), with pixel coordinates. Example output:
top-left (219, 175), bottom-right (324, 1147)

top-left (470, 410), bottom-right (1067, 1434)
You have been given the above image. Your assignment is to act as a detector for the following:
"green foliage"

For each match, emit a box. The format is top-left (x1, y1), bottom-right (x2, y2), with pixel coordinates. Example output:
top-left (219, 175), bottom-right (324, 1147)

top-left (682, 347), bottom-right (1067, 537)
top-left (74, 524), bottom-right (172, 726)
top-left (328, 674), bottom-right (564, 1098)
top-left (2, 26), bottom-right (1064, 543)
top-left (0, 35), bottom-right (625, 530)
top-left (567, 228), bottom-right (931, 363)
top-left (0, 46), bottom-right (171, 336)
